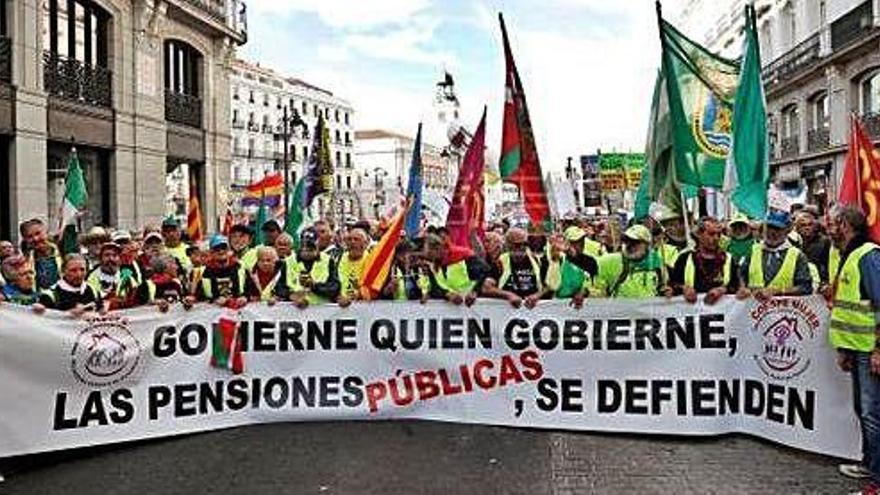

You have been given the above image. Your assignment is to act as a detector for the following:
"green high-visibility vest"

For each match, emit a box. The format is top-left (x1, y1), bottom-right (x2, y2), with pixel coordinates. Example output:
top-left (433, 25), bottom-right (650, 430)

top-left (830, 243), bottom-right (879, 352)
top-left (683, 251), bottom-right (731, 289)
top-left (498, 252), bottom-right (543, 293)
top-left (598, 253), bottom-right (661, 299)
top-left (286, 253), bottom-right (332, 304)
top-left (583, 238), bottom-right (605, 258)
top-left (659, 244), bottom-right (680, 270)
top-left (747, 244), bottom-right (799, 290)
top-left (433, 260), bottom-right (476, 295)
top-left (829, 246), bottom-right (841, 283)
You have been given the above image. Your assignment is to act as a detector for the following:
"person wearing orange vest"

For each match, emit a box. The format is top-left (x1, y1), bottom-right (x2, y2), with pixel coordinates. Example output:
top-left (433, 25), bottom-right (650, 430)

top-left (737, 209), bottom-right (812, 302)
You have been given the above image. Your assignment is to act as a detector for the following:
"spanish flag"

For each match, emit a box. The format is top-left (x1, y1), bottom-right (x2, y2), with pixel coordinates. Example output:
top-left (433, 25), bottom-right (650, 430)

top-left (359, 200), bottom-right (411, 300)
top-left (187, 180), bottom-right (203, 242)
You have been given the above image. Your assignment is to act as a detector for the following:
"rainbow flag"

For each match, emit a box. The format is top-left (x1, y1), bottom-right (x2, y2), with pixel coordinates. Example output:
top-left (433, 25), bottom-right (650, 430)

top-left (242, 173), bottom-right (283, 207)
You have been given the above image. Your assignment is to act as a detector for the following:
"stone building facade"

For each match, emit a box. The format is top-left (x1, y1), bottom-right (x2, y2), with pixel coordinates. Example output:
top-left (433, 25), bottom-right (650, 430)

top-left (0, 0), bottom-right (247, 241)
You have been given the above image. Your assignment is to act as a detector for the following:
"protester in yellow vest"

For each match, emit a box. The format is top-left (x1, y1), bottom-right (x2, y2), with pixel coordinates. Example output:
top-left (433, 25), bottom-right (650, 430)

top-left (724, 213), bottom-right (755, 263)
top-left (20, 218), bottom-right (62, 291)
top-left (595, 225), bottom-right (666, 298)
top-left (86, 241), bottom-right (138, 310)
top-left (559, 226), bottom-right (599, 304)
top-left (482, 227), bottom-right (549, 308)
top-left (195, 234), bottom-right (246, 307)
top-left (787, 231), bottom-right (821, 289)
top-left (244, 246), bottom-right (288, 304)
top-left (337, 228), bottom-right (371, 307)
top-left (423, 234), bottom-right (486, 306)
top-left (670, 217), bottom-right (739, 305)
top-left (285, 228), bottom-right (340, 307)
top-left (230, 224), bottom-right (258, 271)
top-left (737, 209), bottom-right (813, 302)
top-left (825, 206), bottom-right (880, 490)
top-left (655, 206), bottom-right (688, 270)
top-left (161, 217), bottom-right (192, 272)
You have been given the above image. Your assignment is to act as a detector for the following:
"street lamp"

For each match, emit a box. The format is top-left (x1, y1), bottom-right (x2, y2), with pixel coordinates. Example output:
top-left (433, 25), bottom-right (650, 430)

top-left (274, 106), bottom-right (307, 213)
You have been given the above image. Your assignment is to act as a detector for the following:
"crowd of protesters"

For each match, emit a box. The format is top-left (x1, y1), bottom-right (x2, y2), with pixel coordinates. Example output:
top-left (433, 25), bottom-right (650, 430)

top-left (0, 203), bottom-right (851, 317)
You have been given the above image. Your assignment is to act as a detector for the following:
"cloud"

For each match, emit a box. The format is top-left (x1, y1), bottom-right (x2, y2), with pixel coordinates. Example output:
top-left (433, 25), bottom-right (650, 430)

top-left (245, 0), bottom-right (432, 30)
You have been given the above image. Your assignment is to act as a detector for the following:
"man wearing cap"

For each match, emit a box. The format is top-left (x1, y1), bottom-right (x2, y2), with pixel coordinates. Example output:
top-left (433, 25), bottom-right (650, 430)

top-left (161, 217), bottom-right (192, 272)
top-left (39, 254), bottom-right (102, 316)
top-left (86, 241), bottom-right (138, 310)
top-left (337, 228), bottom-right (371, 306)
top-left (139, 231), bottom-right (165, 278)
top-left (79, 226), bottom-right (110, 269)
top-left (738, 209), bottom-right (813, 300)
top-left (137, 255), bottom-right (188, 312)
top-left (314, 220), bottom-right (342, 262)
top-left (112, 230), bottom-right (143, 287)
top-left (725, 213), bottom-right (754, 264)
top-left (671, 217), bottom-right (740, 305)
top-left (824, 206), bottom-right (880, 491)
top-left (230, 224), bottom-right (257, 271)
top-left (595, 224), bottom-right (666, 298)
top-left (195, 234), bottom-right (246, 307)
top-left (656, 207), bottom-right (688, 270)
top-left (422, 233), bottom-right (486, 306)
top-left (286, 228), bottom-right (340, 307)
top-left (20, 218), bottom-right (62, 291)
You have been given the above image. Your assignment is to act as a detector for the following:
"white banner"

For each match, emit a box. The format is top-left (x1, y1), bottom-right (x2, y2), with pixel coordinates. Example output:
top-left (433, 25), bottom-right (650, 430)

top-left (0, 296), bottom-right (861, 459)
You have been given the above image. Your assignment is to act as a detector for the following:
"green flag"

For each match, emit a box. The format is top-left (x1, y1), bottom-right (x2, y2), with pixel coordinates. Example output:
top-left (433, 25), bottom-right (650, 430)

top-left (60, 148), bottom-right (88, 255)
top-left (724, 5), bottom-right (768, 219)
top-left (659, 15), bottom-right (740, 189)
top-left (253, 189), bottom-right (267, 247)
top-left (285, 177), bottom-right (306, 249)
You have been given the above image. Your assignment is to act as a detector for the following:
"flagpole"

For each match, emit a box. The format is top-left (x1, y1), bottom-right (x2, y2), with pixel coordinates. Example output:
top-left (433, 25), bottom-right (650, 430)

top-left (852, 114), bottom-right (864, 211)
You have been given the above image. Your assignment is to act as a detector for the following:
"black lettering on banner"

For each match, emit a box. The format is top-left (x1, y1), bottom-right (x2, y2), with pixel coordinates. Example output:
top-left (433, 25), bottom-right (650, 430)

top-left (691, 380), bottom-right (715, 416)
top-left (559, 379), bottom-right (583, 412)
top-left (199, 381), bottom-right (224, 414)
top-left (371, 319), bottom-right (396, 351)
top-left (536, 378), bottom-right (558, 411)
top-left (592, 320), bottom-right (603, 351)
top-left (597, 380), bottom-right (621, 413)
top-left (766, 384), bottom-right (786, 423)
top-left (337, 319), bottom-right (357, 349)
top-left (278, 321), bottom-right (302, 351)
top-left (745, 380), bottom-right (765, 416)
top-left (342, 376), bottom-right (364, 407)
top-left (789, 389), bottom-right (815, 430)
top-left (563, 320), bottom-right (589, 350)
top-left (699, 314), bottom-right (726, 349)
top-left (468, 319), bottom-right (492, 349)
top-left (153, 326), bottom-right (177, 358)
top-left (633, 319), bottom-right (662, 350)
top-left (174, 383), bottom-right (198, 417)
top-left (251, 378), bottom-right (262, 409)
top-left (504, 318), bottom-right (529, 350)
top-left (606, 320), bottom-right (630, 350)
top-left (650, 380), bottom-right (673, 415)
top-left (227, 378), bottom-right (250, 411)
top-left (52, 392), bottom-right (78, 430)
top-left (399, 320), bottom-right (423, 350)
top-left (180, 323), bottom-right (207, 356)
top-left (79, 391), bottom-right (109, 426)
top-left (533, 320), bottom-right (560, 351)
top-left (719, 379), bottom-right (740, 415)
top-left (148, 386), bottom-right (171, 420)
top-left (264, 377), bottom-right (289, 408)
top-left (667, 316), bottom-right (696, 349)
top-left (677, 380), bottom-right (687, 415)
top-left (292, 376), bottom-right (316, 407)
top-left (319, 376), bottom-right (340, 407)
top-left (624, 380), bottom-right (648, 414)
top-left (253, 320), bottom-right (275, 352)
top-left (108, 389), bottom-right (134, 424)
top-left (442, 319), bottom-right (464, 349)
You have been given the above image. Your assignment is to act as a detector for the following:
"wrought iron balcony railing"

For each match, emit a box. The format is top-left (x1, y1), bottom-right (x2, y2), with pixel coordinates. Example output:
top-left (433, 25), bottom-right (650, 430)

top-left (780, 136), bottom-right (800, 158)
top-left (0, 36), bottom-right (10, 83)
top-left (762, 32), bottom-right (820, 86)
top-left (179, 0), bottom-right (226, 22)
top-left (43, 52), bottom-right (112, 107)
top-left (807, 128), bottom-right (831, 152)
top-left (165, 91), bottom-right (202, 128)
top-left (831, 0), bottom-right (876, 52)
top-left (864, 112), bottom-right (880, 141)
top-left (232, 119), bottom-right (245, 129)
top-left (233, 147), bottom-right (248, 157)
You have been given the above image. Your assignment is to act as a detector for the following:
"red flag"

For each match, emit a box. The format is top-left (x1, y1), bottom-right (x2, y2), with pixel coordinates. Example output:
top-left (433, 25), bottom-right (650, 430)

top-left (222, 204), bottom-right (234, 237)
top-left (187, 179), bottom-right (203, 242)
top-left (446, 108), bottom-right (487, 250)
top-left (839, 116), bottom-right (880, 242)
top-left (498, 13), bottom-right (551, 227)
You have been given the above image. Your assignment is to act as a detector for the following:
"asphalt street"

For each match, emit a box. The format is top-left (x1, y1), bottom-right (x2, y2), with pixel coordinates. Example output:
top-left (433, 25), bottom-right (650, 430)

top-left (0, 421), bottom-right (861, 494)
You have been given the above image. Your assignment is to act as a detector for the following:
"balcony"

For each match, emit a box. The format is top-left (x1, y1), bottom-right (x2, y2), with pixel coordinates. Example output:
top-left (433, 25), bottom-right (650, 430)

top-left (762, 33), bottom-right (820, 87)
top-left (0, 37), bottom-right (10, 83)
top-left (233, 146), bottom-right (248, 157)
top-left (261, 124), bottom-right (274, 134)
top-left (864, 112), bottom-right (880, 141)
top-left (780, 136), bottom-right (800, 159)
top-left (165, 91), bottom-right (202, 128)
top-left (179, 0), bottom-right (226, 23)
top-left (232, 119), bottom-right (244, 129)
top-left (807, 128), bottom-right (831, 152)
top-left (831, 0), bottom-right (876, 52)
top-left (43, 52), bottom-right (112, 108)
top-left (247, 121), bottom-right (260, 132)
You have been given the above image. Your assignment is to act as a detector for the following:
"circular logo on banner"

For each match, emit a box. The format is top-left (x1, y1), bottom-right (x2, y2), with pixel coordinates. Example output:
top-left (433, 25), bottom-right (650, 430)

top-left (692, 87), bottom-right (733, 159)
top-left (750, 299), bottom-right (821, 380)
top-left (70, 315), bottom-right (142, 387)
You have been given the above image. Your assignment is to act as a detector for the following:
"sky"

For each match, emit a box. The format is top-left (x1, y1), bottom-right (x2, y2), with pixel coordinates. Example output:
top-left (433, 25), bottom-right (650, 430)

top-left (241, 0), bottom-right (687, 173)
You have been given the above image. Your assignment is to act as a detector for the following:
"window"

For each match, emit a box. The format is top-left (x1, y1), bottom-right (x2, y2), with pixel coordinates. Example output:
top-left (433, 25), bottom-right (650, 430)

top-left (336, 151), bottom-right (341, 166)
top-left (862, 70), bottom-right (880, 114)
top-left (782, 2), bottom-right (796, 49)
top-left (314, 104), bottom-right (319, 117)
top-left (233, 86), bottom-right (239, 100)
top-left (248, 111), bottom-right (254, 124)
top-left (346, 153), bottom-right (351, 168)
top-left (232, 109), bottom-right (239, 123)
top-left (263, 93), bottom-right (269, 106)
top-left (812, 93), bottom-right (828, 129)
top-left (164, 40), bottom-right (201, 96)
top-left (43, 0), bottom-right (109, 65)
top-left (276, 96), bottom-right (282, 109)
top-left (336, 174), bottom-right (341, 190)
top-left (345, 131), bottom-right (350, 144)
top-left (335, 130), bottom-right (341, 143)
top-left (290, 145), bottom-right (296, 162)
top-left (335, 109), bottom-right (340, 122)
top-left (303, 146), bottom-right (308, 162)
top-left (302, 101), bottom-right (308, 115)
top-left (346, 176), bottom-right (351, 189)
top-left (289, 98), bottom-right (294, 110)
top-left (782, 104), bottom-right (800, 138)
top-left (344, 112), bottom-right (350, 125)
top-left (249, 90), bottom-right (254, 103)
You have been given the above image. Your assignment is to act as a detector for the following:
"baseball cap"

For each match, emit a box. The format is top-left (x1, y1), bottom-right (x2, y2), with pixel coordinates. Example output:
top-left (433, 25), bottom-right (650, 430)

top-left (564, 226), bottom-right (587, 242)
top-left (144, 231), bottom-right (163, 244)
top-left (161, 216), bottom-right (180, 229)
top-left (728, 213), bottom-right (750, 227)
top-left (209, 234), bottom-right (230, 250)
top-left (300, 228), bottom-right (318, 249)
top-left (765, 209), bottom-right (791, 229)
top-left (111, 230), bottom-right (133, 243)
top-left (99, 241), bottom-right (121, 253)
top-left (623, 224), bottom-right (652, 244)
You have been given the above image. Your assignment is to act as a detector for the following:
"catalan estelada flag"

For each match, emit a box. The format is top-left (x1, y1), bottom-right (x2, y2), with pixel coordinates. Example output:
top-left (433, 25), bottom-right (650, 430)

top-left (186, 180), bottom-right (203, 242)
top-left (241, 173), bottom-right (283, 208)
top-left (359, 200), bottom-right (411, 300)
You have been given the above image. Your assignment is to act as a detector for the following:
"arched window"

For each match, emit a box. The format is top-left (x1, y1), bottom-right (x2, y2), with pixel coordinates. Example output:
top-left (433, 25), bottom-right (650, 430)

top-left (810, 92), bottom-right (828, 129)
top-left (164, 39), bottom-right (203, 128)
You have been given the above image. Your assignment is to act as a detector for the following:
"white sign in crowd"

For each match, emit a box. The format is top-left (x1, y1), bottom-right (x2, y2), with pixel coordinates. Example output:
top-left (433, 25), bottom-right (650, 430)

top-left (0, 297), bottom-right (861, 459)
